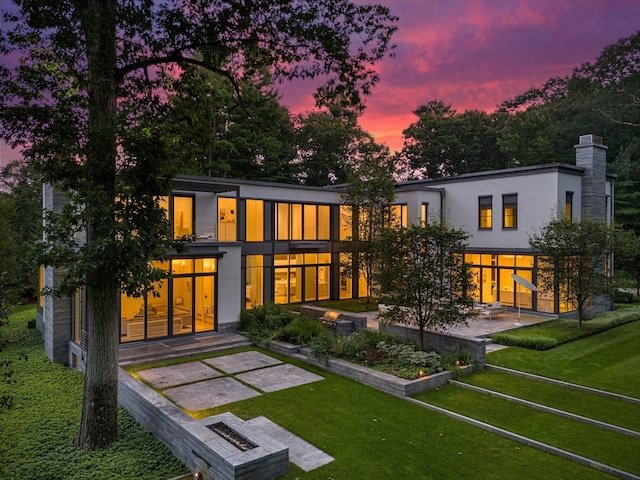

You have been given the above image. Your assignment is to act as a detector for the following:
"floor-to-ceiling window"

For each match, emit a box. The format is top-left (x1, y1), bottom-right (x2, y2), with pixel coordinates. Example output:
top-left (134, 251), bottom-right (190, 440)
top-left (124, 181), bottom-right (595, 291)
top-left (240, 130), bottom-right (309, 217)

top-left (465, 253), bottom-right (538, 310)
top-left (274, 253), bottom-right (330, 304)
top-left (119, 258), bottom-right (217, 343)
top-left (245, 255), bottom-right (264, 309)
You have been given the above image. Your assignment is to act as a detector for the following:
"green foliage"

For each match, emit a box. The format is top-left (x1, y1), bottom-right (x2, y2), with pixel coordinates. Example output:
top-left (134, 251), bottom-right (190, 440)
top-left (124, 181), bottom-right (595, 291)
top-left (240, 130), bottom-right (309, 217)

top-left (401, 100), bottom-right (508, 178)
top-left (280, 315), bottom-right (333, 346)
top-left (330, 329), bottom-right (396, 362)
top-left (240, 303), bottom-right (297, 343)
top-left (490, 306), bottom-right (640, 349)
top-left (375, 222), bottom-right (475, 349)
top-left (0, 306), bottom-right (187, 478)
top-left (614, 289), bottom-right (634, 303)
top-left (529, 218), bottom-right (615, 327)
top-left (313, 298), bottom-right (379, 313)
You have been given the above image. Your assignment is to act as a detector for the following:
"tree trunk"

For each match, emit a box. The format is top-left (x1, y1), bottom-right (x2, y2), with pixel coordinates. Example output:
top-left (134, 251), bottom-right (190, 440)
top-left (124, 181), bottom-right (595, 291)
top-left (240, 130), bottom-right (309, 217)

top-left (75, 0), bottom-right (119, 450)
top-left (76, 278), bottom-right (119, 449)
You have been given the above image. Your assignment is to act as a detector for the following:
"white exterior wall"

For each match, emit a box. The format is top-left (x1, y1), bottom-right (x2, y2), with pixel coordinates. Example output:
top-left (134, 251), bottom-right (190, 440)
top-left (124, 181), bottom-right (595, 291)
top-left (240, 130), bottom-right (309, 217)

top-left (398, 169), bottom-right (584, 251)
top-left (215, 243), bottom-right (242, 331)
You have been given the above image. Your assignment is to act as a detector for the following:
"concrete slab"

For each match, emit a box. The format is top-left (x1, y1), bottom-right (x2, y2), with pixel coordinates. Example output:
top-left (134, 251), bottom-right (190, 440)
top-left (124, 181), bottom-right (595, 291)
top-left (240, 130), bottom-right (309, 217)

top-left (137, 361), bottom-right (222, 389)
top-left (203, 351), bottom-right (282, 374)
top-left (163, 377), bottom-right (261, 411)
top-left (236, 363), bottom-right (324, 393)
top-left (247, 416), bottom-right (334, 472)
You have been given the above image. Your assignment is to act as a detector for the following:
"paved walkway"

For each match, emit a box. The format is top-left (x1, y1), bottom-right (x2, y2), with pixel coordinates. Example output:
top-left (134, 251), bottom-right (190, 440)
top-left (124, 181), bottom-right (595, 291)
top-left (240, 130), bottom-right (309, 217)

top-left (131, 350), bottom-right (333, 471)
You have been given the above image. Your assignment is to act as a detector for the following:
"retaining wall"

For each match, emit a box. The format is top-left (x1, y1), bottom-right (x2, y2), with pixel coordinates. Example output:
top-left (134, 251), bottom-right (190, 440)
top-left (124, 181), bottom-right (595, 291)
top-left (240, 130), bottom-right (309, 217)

top-left (118, 369), bottom-right (288, 480)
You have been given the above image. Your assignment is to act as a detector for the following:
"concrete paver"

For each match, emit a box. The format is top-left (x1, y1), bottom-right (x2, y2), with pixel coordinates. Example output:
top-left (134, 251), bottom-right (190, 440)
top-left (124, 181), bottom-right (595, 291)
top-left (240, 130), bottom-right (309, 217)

top-left (247, 416), bottom-right (334, 471)
top-left (203, 350), bottom-right (282, 373)
top-left (163, 377), bottom-right (261, 411)
top-left (236, 363), bottom-right (324, 393)
top-left (136, 361), bottom-right (221, 389)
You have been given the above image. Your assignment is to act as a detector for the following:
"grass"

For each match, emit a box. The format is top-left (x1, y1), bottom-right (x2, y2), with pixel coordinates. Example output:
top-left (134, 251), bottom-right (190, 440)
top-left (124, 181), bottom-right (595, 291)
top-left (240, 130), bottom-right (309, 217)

top-left (414, 384), bottom-right (640, 475)
top-left (490, 304), bottom-right (640, 349)
top-left (0, 306), bottom-right (188, 480)
top-left (311, 297), bottom-right (379, 313)
top-left (4, 304), bottom-right (638, 479)
top-left (412, 320), bottom-right (640, 477)
top-left (487, 319), bottom-right (640, 397)
top-left (175, 350), bottom-right (610, 480)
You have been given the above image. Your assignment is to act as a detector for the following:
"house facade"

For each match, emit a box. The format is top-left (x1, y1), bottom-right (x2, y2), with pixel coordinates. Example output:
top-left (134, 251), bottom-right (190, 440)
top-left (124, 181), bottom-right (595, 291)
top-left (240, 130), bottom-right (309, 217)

top-left (37, 134), bottom-right (615, 368)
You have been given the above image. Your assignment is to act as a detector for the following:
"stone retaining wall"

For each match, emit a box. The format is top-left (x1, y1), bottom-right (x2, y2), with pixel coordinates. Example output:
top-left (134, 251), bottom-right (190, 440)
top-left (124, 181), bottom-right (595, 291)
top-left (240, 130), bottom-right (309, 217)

top-left (118, 369), bottom-right (288, 480)
top-left (266, 342), bottom-right (472, 397)
top-left (380, 323), bottom-right (487, 367)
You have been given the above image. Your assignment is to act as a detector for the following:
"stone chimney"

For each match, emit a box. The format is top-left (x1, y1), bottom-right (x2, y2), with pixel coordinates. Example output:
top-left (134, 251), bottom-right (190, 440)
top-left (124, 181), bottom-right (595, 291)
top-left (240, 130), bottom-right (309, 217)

top-left (575, 134), bottom-right (607, 221)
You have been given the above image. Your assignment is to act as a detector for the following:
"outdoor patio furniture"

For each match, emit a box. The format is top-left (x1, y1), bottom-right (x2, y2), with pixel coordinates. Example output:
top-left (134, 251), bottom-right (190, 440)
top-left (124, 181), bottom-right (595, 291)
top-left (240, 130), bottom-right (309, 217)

top-left (479, 301), bottom-right (505, 320)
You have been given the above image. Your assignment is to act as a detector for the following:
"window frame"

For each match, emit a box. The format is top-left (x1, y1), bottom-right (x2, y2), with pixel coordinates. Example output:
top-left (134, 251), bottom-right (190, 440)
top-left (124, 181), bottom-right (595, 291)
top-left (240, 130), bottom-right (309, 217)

top-left (478, 196), bottom-right (493, 230)
top-left (502, 193), bottom-right (518, 229)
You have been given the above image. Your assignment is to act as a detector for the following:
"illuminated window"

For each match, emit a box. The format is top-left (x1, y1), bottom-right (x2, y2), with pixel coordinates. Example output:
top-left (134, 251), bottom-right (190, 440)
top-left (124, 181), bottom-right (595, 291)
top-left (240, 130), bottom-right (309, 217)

top-left (303, 204), bottom-right (317, 240)
top-left (340, 205), bottom-right (353, 240)
top-left (245, 199), bottom-right (264, 242)
top-left (173, 196), bottom-right (194, 237)
top-left (276, 203), bottom-right (289, 240)
top-left (218, 197), bottom-right (237, 241)
top-left (273, 253), bottom-right (331, 304)
top-left (479, 196), bottom-right (492, 229)
top-left (72, 289), bottom-right (83, 344)
top-left (318, 205), bottom-right (330, 240)
top-left (386, 204), bottom-right (408, 228)
top-left (245, 255), bottom-right (264, 309)
top-left (502, 194), bottom-right (517, 229)
top-left (421, 203), bottom-right (429, 224)
top-left (565, 192), bottom-right (573, 221)
top-left (276, 203), bottom-right (331, 240)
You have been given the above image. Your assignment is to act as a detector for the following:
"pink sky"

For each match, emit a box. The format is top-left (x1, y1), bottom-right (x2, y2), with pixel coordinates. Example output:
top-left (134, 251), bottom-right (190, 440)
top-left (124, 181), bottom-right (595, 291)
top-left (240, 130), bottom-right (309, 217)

top-left (282, 0), bottom-right (640, 152)
top-left (2, 0), bottom-right (640, 165)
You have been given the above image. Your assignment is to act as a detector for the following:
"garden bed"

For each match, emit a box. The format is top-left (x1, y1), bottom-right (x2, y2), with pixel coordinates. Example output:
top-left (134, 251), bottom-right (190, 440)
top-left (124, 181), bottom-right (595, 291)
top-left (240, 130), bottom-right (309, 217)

top-left (267, 340), bottom-right (473, 397)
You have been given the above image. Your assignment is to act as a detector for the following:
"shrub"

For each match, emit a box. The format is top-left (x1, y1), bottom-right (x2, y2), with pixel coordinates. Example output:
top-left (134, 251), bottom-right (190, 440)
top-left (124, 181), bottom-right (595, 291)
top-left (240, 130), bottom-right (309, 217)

top-left (331, 330), bottom-right (396, 362)
top-left (614, 290), bottom-right (634, 304)
top-left (280, 315), bottom-right (332, 346)
top-left (240, 303), bottom-right (295, 343)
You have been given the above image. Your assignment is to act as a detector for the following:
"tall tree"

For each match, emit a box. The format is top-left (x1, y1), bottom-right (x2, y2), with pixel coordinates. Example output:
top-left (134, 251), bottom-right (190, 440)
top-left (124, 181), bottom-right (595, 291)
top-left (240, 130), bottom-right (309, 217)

top-left (340, 135), bottom-right (396, 302)
top-left (614, 228), bottom-right (640, 296)
top-left (294, 107), bottom-right (366, 186)
top-left (0, 161), bottom-right (42, 300)
top-left (375, 223), bottom-right (475, 350)
top-left (0, 0), bottom-right (397, 450)
top-left (529, 218), bottom-right (615, 329)
top-left (401, 100), bottom-right (507, 178)
top-left (162, 66), bottom-right (298, 182)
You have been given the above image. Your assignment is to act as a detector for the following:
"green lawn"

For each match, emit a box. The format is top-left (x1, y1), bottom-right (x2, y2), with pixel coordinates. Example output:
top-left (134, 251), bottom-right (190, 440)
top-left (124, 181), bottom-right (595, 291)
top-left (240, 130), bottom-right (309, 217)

top-left (412, 320), bottom-right (640, 478)
top-left (3, 305), bottom-right (638, 479)
top-left (487, 319), bottom-right (640, 397)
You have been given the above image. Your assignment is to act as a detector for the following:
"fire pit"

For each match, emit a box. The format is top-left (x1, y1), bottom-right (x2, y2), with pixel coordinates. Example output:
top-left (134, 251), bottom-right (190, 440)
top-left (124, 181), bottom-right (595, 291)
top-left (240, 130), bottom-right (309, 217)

top-left (207, 423), bottom-right (257, 452)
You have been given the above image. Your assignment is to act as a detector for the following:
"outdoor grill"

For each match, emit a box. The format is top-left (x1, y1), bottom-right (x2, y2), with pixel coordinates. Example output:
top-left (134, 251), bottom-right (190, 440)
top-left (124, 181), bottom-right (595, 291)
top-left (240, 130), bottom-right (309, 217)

top-left (321, 310), bottom-right (343, 328)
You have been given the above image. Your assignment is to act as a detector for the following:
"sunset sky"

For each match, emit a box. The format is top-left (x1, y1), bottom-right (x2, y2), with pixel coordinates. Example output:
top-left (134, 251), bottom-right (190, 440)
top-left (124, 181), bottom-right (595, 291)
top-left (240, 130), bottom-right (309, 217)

top-left (1, 0), bottom-right (640, 165)
top-left (283, 0), bottom-right (640, 152)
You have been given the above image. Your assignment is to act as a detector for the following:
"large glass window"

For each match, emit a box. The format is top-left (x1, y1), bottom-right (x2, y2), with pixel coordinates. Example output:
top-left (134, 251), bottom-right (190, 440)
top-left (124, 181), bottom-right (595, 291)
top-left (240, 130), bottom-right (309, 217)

top-left (276, 203), bottom-right (331, 241)
top-left (503, 194), bottom-right (517, 229)
top-left (479, 196), bottom-right (492, 229)
top-left (245, 255), bottom-right (264, 309)
top-left (218, 197), bottom-right (237, 241)
top-left (119, 258), bottom-right (217, 342)
top-left (340, 205), bottom-right (353, 240)
top-left (246, 199), bottom-right (264, 242)
top-left (274, 253), bottom-right (330, 304)
top-left (386, 204), bottom-right (408, 228)
top-left (173, 196), bottom-right (194, 238)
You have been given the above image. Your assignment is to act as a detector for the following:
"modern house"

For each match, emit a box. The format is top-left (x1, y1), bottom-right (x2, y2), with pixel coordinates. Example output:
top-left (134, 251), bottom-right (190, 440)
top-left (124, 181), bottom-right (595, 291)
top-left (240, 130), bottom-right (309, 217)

top-left (37, 134), bottom-right (615, 368)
